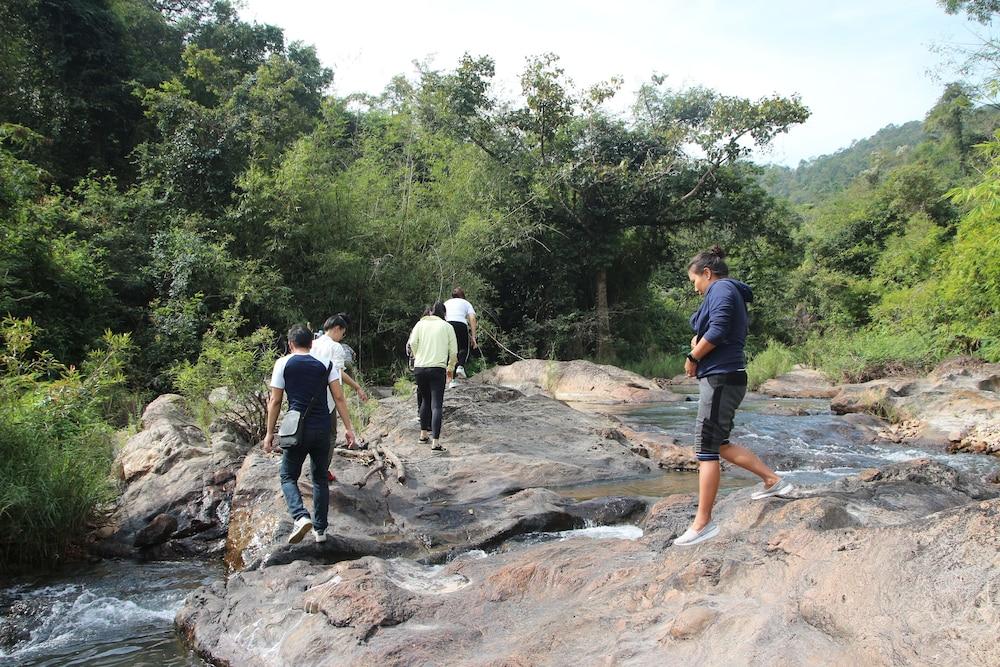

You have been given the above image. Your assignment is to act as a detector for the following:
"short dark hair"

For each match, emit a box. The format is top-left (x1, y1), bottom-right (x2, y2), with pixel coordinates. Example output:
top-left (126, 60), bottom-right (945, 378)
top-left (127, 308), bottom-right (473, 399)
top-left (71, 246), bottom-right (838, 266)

top-left (688, 245), bottom-right (729, 277)
top-left (431, 301), bottom-right (447, 319)
top-left (287, 324), bottom-right (313, 349)
top-left (451, 287), bottom-right (465, 299)
top-left (323, 312), bottom-right (351, 331)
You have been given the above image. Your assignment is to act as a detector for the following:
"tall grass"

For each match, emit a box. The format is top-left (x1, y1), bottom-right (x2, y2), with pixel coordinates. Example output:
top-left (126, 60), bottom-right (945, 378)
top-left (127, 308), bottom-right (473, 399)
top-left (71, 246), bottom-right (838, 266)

top-left (0, 319), bottom-right (130, 569)
top-left (621, 354), bottom-right (686, 379)
top-left (393, 377), bottom-right (415, 398)
top-left (799, 329), bottom-right (942, 383)
top-left (746, 340), bottom-right (796, 390)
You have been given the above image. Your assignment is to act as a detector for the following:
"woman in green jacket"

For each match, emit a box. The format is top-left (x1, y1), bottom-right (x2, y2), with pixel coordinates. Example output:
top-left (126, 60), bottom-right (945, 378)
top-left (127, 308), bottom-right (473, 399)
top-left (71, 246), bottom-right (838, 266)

top-left (406, 302), bottom-right (458, 451)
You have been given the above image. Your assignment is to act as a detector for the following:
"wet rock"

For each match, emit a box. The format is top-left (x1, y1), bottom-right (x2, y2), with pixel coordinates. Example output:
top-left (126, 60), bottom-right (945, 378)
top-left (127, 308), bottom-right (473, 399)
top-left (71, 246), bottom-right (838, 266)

top-left (133, 513), bottom-right (177, 548)
top-left (475, 359), bottom-right (683, 404)
top-left (224, 384), bottom-right (657, 571)
top-left (830, 382), bottom-right (901, 415)
top-left (90, 395), bottom-right (253, 559)
top-left (178, 460), bottom-right (1000, 666)
top-left (611, 425), bottom-right (697, 470)
top-left (829, 360), bottom-right (1000, 457)
top-left (758, 366), bottom-right (838, 399)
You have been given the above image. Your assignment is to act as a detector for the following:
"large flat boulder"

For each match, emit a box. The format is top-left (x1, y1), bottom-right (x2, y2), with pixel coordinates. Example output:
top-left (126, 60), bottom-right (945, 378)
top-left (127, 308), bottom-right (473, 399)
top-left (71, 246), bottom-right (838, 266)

top-left (90, 394), bottom-right (251, 558)
top-left (224, 384), bottom-right (658, 571)
top-left (830, 359), bottom-right (1000, 453)
top-left (475, 359), bottom-right (683, 404)
top-left (177, 459), bottom-right (1000, 666)
top-left (758, 366), bottom-right (838, 398)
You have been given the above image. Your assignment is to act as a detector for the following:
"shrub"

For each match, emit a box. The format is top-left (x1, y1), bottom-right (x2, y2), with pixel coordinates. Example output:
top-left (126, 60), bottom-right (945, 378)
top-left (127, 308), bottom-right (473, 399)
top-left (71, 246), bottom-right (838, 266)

top-left (172, 310), bottom-right (276, 443)
top-left (0, 318), bottom-right (131, 568)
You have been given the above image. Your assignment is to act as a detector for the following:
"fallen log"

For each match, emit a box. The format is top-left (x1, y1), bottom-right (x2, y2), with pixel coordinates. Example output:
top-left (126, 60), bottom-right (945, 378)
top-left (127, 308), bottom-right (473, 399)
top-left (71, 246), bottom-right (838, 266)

top-left (333, 447), bottom-right (374, 463)
top-left (355, 462), bottom-right (386, 489)
top-left (377, 445), bottom-right (406, 484)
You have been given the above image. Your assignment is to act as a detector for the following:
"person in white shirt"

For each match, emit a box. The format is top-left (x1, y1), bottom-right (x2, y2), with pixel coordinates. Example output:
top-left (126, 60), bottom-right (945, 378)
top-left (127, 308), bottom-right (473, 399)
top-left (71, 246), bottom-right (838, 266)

top-left (312, 313), bottom-right (368, 459)
top-left (443, 287), bottom-right (477, 388)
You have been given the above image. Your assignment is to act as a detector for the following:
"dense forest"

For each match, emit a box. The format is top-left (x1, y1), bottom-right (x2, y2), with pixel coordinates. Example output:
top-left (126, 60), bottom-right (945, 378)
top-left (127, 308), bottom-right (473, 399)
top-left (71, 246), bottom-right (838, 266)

top-left (1, 0), bottom-right (998, 564)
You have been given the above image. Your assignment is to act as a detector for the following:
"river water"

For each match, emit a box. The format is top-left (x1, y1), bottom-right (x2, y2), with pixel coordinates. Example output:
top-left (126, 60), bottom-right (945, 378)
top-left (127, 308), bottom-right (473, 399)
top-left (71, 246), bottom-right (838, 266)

top-left (2, 394), bottom-right (996, 665)
top-left (0, 561), bottom-right (217, 666)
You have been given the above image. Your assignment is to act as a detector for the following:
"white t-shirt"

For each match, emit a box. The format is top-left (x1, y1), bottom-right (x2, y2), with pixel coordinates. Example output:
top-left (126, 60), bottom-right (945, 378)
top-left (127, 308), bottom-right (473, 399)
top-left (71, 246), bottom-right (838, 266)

top-left (311, 335), bottom-right (348, 412)
top-left (269, 352), bottom-right (340, 387)
top-left (444, 298), bottom-right (476, 324)
top-left (311, 334), bottom-right (347, 371)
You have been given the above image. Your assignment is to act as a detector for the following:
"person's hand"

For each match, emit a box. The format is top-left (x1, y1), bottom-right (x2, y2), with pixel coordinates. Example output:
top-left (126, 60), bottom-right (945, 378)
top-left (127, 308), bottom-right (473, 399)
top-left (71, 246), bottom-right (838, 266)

top-left (357, 388), bottom-right (369, 402)
top-left (344, 430), bottom-right (357, 448)
top-left (263, 433), bottom-right (275, 454)
top-left (690, 335), bottom-right (697, 349)
top-left (684, 357), bottom-right (698, 378)
top-left (471, 337), bottom-right (478, 350)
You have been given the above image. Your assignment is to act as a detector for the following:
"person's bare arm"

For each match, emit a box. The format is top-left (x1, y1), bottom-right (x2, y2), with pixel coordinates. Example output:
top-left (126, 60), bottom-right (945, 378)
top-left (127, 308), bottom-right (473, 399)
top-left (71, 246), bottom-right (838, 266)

top-left (262, 387), bottom-right (284, 452)
top-left (330, 379), bottom-right (356, 447)
top-left (340, 370), bottom-right (368, 401)
top-left (469, 313), bottom-right (478, 349)
top-left (684, 339), bottom-right (717, 378)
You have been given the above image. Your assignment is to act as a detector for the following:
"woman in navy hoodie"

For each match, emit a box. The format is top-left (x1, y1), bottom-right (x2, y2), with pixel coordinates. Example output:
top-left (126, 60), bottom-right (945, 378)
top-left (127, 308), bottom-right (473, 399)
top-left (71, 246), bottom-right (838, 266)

top-left (674, 246), bottom-right (794, 547)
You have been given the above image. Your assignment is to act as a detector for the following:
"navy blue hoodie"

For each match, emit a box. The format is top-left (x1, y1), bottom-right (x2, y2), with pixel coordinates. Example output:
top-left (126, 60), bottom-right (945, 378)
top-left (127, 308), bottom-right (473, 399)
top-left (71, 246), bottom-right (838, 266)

top-left (689, 278), bottom-right (754, 378)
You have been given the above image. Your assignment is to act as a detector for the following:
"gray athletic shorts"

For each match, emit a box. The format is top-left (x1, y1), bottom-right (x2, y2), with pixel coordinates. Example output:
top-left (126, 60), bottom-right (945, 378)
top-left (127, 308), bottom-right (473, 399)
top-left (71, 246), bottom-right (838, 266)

top-left (695, 371), bottom-right (748, 461)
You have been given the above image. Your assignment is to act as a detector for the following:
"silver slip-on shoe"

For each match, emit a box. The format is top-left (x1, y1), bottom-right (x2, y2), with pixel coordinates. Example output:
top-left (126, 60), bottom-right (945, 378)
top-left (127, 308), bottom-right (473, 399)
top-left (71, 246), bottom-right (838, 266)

top-left (673, 521), bottom-right (720, 547)
top-left (751, 478), bottom-right (795, 500)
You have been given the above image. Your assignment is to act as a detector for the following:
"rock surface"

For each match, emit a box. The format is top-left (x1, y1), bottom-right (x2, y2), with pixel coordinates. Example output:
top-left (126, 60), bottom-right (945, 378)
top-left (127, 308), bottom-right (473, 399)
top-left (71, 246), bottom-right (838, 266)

top-left (475, 359), bottom-right (682, 404)
top-left (758, 366), bottom-right (838, 399)
top-left (177, 459), bottom-right (1000, 666)
top-left (90, 395), bottom-right (252, 558)
top-left (830, 359), bottom-right (1000, 453)
top-left (224, 383), bottom-right (658, 571)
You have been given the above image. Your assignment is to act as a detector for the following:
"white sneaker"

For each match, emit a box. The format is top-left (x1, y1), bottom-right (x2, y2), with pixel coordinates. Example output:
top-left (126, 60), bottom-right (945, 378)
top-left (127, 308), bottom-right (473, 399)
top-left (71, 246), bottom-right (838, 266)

top-left (312, 528), bottom-right (327, 543)
top-left (456, 366), bottom-right (467, 379)
top-left (288, 516), bottom-right (313, 544)
top-left (448, 380), bottom-right (458, 389)
top-left (751, 478), bottom-right (795, 500)
top-left (673, 521), bottom-right (720, 547)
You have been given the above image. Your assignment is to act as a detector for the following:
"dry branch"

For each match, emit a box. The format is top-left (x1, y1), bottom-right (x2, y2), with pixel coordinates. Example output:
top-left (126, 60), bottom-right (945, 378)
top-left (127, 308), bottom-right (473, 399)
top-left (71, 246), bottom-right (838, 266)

top-left (377, 445), bottom-right (406, 484)
top-left (355, 463), bottom-right (386, 489)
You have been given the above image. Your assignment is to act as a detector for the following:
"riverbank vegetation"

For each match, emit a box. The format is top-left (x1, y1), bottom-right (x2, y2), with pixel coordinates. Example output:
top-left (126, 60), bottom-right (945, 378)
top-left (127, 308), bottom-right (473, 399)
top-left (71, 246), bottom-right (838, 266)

top-left (1, 0), bottom-right (998, 565)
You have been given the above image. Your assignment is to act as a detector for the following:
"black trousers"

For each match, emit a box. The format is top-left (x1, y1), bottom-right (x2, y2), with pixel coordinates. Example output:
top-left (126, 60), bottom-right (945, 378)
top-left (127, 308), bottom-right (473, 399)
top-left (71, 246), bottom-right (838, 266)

top-left (414, 366), bottom-right (446, 439)
top-left (449, 321), bottom-right (471, 368)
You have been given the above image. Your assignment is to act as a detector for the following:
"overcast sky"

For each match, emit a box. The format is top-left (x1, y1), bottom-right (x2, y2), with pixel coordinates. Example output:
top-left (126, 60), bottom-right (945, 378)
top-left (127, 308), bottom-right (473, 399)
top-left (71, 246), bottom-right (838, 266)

top-left (239, 0), bottom-right (982, 166)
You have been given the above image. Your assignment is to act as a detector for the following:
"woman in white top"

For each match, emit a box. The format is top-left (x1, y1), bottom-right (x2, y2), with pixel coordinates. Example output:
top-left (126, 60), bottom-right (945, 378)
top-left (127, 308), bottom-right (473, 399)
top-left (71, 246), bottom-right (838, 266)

top-left (312, 313), bottom-right (368, 459)
top-left (443, 287), bottom-right (477, 386)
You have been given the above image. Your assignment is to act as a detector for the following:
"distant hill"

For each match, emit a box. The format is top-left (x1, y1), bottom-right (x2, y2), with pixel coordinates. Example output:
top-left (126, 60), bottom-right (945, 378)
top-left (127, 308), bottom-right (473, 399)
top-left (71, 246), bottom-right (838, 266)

top-left (757, 121), bottom-right (925, 205)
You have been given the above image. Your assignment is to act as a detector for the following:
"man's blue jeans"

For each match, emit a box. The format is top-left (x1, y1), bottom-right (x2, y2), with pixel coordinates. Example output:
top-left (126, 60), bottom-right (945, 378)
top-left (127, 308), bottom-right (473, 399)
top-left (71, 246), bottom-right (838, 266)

top-left (279, 428), bottom-right (331, 532)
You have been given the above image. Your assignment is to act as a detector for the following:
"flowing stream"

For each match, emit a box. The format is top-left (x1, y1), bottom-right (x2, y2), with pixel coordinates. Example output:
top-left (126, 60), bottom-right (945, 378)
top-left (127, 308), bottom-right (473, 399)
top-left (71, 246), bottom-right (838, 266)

top-left (0, 561), bottom-right (217, 666)
top-left (2, 394), bottom-right (996, 665)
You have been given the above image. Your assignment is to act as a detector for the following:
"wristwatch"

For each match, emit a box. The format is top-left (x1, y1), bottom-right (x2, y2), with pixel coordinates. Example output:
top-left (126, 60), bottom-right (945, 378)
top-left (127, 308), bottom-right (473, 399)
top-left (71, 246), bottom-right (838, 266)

top-left (686, 352), bottom-right (699, 363)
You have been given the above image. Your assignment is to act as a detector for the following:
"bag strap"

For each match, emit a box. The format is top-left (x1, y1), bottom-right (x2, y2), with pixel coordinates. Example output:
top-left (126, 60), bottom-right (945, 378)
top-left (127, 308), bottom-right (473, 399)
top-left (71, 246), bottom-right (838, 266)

top-left (301, 361), bottom-right (332, 421)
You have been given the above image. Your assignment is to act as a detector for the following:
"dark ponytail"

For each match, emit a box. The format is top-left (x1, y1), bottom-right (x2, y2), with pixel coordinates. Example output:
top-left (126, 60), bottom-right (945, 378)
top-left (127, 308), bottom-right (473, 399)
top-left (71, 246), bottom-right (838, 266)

top-left (687, 245), bottom-right (729, 277)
